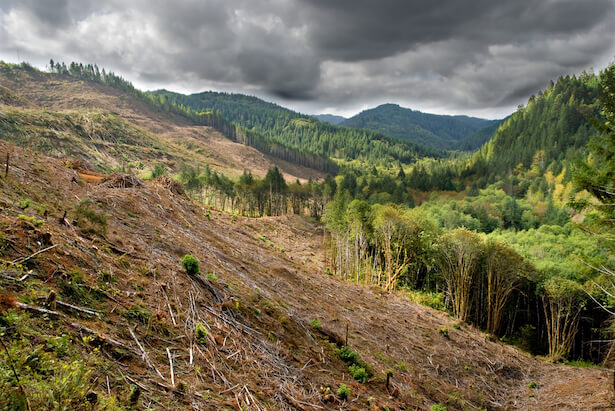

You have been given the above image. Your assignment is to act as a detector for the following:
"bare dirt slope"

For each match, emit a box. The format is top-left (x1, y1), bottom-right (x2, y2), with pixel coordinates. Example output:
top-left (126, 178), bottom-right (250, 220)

top-left (0, 141), bottom-right (610, 410)
top-left (0, 65), bottom-right (323, 181)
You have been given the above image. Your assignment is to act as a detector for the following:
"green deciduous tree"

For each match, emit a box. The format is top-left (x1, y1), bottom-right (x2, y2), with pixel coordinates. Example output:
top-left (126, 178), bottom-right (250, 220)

top-left (436, 228), bottom-right (483, 321)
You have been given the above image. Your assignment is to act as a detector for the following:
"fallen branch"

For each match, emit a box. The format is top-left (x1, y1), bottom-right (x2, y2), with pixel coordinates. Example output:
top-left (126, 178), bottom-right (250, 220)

top-left (95, 288), bottom-right (129, 309)
top-left (0, 271), bottom-right (31, 282)
top-left (15, 301), bottom-right (62, 317)
top-left (219, 383), bottom-right (240, 395)
top-left (129, 327), bottom-right (165, 381)
top-left (56, 300), bottom-right (101, 317)
top-left (11, 244), bottom-right (59, 265)
top-left (167, 347), bottom-right (175, 387)
top-left (123, 374), bottom-right (150, 392)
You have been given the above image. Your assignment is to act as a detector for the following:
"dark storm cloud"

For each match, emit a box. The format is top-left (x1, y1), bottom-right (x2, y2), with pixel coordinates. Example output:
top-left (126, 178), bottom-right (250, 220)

top-left (1, 0), bottom-right (614, 117)
top-left (299, 0), bottom-right (613, 60)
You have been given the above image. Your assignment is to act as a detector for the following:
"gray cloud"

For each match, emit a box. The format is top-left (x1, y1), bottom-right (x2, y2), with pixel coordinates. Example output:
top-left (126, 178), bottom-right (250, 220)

top-left (0, 0), bottom-right (614, 118)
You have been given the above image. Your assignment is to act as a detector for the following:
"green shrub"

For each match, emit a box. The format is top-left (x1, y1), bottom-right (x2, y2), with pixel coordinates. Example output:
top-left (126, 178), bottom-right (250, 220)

top-left (453, 323), bottom-right (461, 330)
top-left (337, 383), bottom-right (350, 400)
top-left (431, 404), bottom-right (447, 411)
top-left (528, 381), bottom-right (538, 389)
top-left (182, 254), bottom-right (200, 276)
top-left (151, 163), bottom-right (167, 178)
top-left (338, 346), bottom-right (359, 364)
top-left (124, 305), bottom-right (151, 325)
top-left (310, 318), bottom-right (322, 329)
top-left (57, 269), bottom-right (93, 305)
top-left (405, 289), bottom-right (446, 311)
top-left (349, 364), bottom-right (368, 383)
top-left (195, 322), bottom-right (208, 344)
top-left (394, 361), bottom-right (408, 372)
top-left (206, 272), bottom-right (218, 282)
top-left (439, 326), bottom-right (449, 338)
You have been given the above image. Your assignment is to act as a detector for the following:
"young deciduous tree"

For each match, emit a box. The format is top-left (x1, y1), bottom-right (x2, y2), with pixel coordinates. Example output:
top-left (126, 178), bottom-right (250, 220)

top-left (541, 277), bottom-right (585, 360)
top-left (437, 228), bottom-right (483, 321)
top-left (346, 199), bottom-right (372, 283)
top-left (372, 204), bottom-right (414, 291)
top-left (484, 241), bottom-right (529, 335)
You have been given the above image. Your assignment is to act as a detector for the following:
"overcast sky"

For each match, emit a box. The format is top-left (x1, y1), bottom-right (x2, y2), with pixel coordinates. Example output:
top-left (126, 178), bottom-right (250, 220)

top-left (1, 0), bottom-right (614, 119)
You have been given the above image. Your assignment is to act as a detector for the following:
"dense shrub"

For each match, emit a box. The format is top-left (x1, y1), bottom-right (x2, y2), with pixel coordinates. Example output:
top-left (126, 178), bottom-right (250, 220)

top-left (182, 254), bottom-right (200, 276)
top-left (338, 346), bottom-right (359, 364)
top-left (348, 364), bottom-right (368, 383)
top-left (337, 384), bottom-right (350, 400)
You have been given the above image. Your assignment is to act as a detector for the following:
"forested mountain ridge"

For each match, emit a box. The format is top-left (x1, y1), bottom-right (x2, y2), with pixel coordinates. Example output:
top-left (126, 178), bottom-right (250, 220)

top-left (150, 90), bottom-right (441, 165)
top-left (455, 117), bottom-right (507, 151)
top-left (470, 72), bottom-right (600, 178)
top-left (340, 103), bottom-right (501, 150)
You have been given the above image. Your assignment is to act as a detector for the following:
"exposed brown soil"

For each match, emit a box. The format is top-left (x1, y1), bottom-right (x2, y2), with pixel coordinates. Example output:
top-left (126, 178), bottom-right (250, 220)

top-left (0, 141), bottom-right (610, 410)
top-left (0, 68), bottom-right (324, 182)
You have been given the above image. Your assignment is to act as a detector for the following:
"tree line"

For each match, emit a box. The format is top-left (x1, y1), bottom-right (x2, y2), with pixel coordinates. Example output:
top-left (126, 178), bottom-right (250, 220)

top-left (323, 193), bottom-right (608, 361)
top-left (170, 163), bottom-right (337, 218)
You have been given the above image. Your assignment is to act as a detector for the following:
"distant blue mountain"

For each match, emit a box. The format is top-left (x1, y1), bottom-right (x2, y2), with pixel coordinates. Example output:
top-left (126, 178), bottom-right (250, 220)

top-left (314, 114), bottom-right (347, 125)
top-left (341, 103), bottom-right (502, 150)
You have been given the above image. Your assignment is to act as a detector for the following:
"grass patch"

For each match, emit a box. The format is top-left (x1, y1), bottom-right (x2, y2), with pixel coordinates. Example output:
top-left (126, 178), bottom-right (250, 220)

top-left (123, 304), bottom-right (151, 325)
top-left (565, 360), bottom-right (600, 368)
top-left (0, 308), bottom-right (116, 410)
top-left (394, 361), bottom-right (408, 372)
top-left (57, 269), bottom-right (95, 306)
top-left (310, 318), bottom-right (322, 329)
top-left (18, 214), bottom-right (44, 228)
top-left (74, 198), bottom-right (107, 236)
